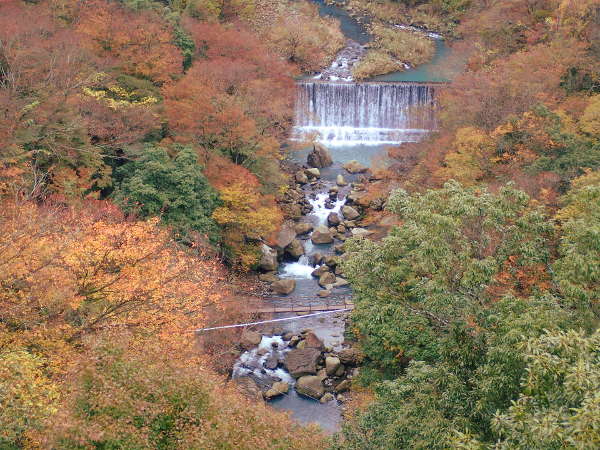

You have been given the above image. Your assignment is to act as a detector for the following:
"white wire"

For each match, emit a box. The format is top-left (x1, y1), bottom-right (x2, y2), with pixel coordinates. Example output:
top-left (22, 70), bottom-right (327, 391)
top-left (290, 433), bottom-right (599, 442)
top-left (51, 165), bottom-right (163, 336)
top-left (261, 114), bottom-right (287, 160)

top-left (194, 308), bottom-right (351, 333)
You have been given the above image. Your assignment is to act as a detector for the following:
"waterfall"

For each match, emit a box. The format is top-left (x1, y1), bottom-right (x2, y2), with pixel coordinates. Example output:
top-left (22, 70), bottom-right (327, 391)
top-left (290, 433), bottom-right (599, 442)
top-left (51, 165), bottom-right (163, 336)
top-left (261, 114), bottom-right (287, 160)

top-left (292, 81), bottom-right (436, 145)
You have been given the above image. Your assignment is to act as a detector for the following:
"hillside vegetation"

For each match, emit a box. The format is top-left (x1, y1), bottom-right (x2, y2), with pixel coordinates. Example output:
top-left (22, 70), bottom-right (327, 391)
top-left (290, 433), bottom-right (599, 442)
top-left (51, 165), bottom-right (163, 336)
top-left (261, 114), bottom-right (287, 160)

top-left (337, 0), bottom-right (600, 448)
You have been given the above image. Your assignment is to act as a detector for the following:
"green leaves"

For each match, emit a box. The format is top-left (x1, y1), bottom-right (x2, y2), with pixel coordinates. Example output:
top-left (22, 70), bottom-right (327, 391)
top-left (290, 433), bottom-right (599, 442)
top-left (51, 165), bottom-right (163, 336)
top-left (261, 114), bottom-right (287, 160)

top-left (113, 144), bottom-right (220, 242)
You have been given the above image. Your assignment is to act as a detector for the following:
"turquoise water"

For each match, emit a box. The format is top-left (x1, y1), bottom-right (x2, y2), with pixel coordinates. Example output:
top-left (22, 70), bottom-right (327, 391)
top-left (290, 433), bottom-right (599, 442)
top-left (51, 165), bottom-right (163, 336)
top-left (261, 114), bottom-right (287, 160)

top-left (310, 0), bottom-right (370, 44)
top-left (370, 39), bottom-right (452, 83)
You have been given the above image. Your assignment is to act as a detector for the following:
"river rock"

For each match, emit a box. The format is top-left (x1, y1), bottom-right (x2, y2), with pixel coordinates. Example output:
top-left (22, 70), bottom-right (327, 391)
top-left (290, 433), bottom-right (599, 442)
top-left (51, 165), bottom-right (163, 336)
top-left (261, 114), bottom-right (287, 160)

top-left (338, 347), bottom-right (365, 365)
top-left (303, 331), bottom-right (324, 350)
top-left (312, 265), bottom-right (330, 278)
top-left (259, 244), bottom-right (278, 272)
top-left (326, 356), bottom-right (341, 376)
top-left (240, 329), bottom-right (262, 350)
top-left (272, 279), bottom-right (296, 295)
top-left (319, 271), bottom-right (337, 287)
top-left (285, 348), bottom-right (321, 378)
top-left (305, 168), bottom-right (321, 178)
top-left (351, 228), bottom-right (372, 239)
top-left (343, 160), bottom-right (368, 174)
top-left (235, 377), bottom-right (263, 401)
top-left (335, 364), bottom-right (346, 377)
top-left (320, 392), bottom-right (335, 403)
top-left (276, 226), bottom-right (296, 250)
top-left (294, 222), bottom-right (314, 235)
top-left (295, 170), bottom-right (309, 184)
top-left (285, 239), bottom-right (305, 260)
top-left (307, 143), bottom-right (333, 168)
top-left (327, 212), bottom-right (341, 226)
top-left (311, 252), bottom-right (324, 266)
top-left (336, 174), bottom-right (347, 186)
top-left (296, 375), bottom-right (325, 399)
top-left (342, 205), bottom-right (360, 220)
top-left (311, 226), bottom-right (334, 244)
top-left (264, 381), bottom-right (289, 400)
top-left (258, 271), bottom-right (279, 283)
top-left (334, 379), bottom-right (351, 393)
top-left (317, 289), bottom-right (331, 298)
top-left (265, 355), bottom-right (279, 370)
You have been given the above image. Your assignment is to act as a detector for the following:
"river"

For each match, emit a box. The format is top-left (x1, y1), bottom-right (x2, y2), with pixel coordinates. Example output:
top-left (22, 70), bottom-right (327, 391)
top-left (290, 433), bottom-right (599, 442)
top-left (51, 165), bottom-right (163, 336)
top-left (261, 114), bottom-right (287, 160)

top-left (232, 0), bottom-right (448, 433)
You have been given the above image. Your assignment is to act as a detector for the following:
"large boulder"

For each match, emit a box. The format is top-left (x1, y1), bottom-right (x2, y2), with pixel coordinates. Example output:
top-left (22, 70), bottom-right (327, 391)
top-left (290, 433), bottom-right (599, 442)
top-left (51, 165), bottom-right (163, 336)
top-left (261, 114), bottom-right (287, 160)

top-left (285, 239), bottom-right (305, 260)
top-left (342, 205), bottom-right (360, 220)
top-left (295, 170), bottom-right (309, 184)
top-left (326, 356), bottom-right (341, 376)
top-left (303, 331), bottom-right (324, 350)
top-left (259, 244), bottom-right (278, 272)
top-left (343, 160), bottom-right (368, 174)
top-left (276, 226), bottom-right (296, 250)
top-left (307, 143), bottom-right (333, 168)
top-left (235, 377), bottom-right (263, 401)
top-left (285, 348), bottom-right (321, 378)
top-left (318, 271), bottom-right (337, 287)
top-left (272, 279), bottom-right (296, 295)
top-left (327, 212), bottom-right (341, 226)
top-left (311, 226), bottom-right (334, 244)
top-left (264, 381), bottom-right (289, 400)
top-left (305, 167), bottom-right (321, 178)
top-left (240, 329), bottom-right (262, 350)
top-left (295, 375), bottom-right (325, 399)
top-left (294, 222), bottom-right (314, 235)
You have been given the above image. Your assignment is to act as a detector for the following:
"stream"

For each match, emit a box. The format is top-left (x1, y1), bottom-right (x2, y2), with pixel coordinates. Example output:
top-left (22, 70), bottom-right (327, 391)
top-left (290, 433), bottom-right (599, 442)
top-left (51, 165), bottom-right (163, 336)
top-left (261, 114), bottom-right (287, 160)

top-left (232, 0), bottom-right (450, 433)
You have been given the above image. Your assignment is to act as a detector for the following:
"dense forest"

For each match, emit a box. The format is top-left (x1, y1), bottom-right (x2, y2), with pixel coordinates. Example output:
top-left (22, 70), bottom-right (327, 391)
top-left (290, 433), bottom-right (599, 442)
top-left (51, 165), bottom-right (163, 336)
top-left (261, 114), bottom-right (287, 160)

top-left (1, 0), bottom-right (600, 448)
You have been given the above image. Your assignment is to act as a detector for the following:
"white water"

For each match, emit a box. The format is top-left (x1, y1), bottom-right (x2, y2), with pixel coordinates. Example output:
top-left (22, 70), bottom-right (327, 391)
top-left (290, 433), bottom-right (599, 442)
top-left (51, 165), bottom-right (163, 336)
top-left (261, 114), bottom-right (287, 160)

top-left (233, 336), bottom-right (294, 384)
top-left (279, 192), bottom-right (347, 279)
top-left (293, 82), bottom-right (435, 145)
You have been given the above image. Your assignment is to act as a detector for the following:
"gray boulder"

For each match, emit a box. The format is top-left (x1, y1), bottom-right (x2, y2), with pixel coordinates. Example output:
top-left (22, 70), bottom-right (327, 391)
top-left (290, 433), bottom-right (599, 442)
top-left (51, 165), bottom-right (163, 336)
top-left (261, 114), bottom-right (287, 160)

top-left (285, 239), bottom-right (305, 260)
top-left (319, 271), bottom-right (337, 287)
top-left (285, 348), bottom-right (322, 378)
top-left (311, 226), bottom-right (334, 244)
top-left (296, 375), bottom-right (325, 399)
top-left (272, 279), bottom-right (296, 295)
top-left (276, 226), bottom-right (296, 250)
top-left (259, 244), bottom-right (278, 272)
top-left (240, 329), bottom-right (262, 350)
top-left (326, 356), bottom-right (341, 376)
top-left (305, 168), bottom-right (321, 178)
top-left (351, 228), bottom-right (372, 239)
top-left (342, 205), bottom-right (360, 220)
top-left (327, 212), bottom-right (341, 226)
top-left (343, 160), bottom-right (368, 174)
top-left (294, 222), bottom-right (314, 235)
top-left (295, 170), bottom-right (309, 184)
top-left (307, 143), bottom-right (333, 168)
top-left (264, 381), bottom-right (289, 399)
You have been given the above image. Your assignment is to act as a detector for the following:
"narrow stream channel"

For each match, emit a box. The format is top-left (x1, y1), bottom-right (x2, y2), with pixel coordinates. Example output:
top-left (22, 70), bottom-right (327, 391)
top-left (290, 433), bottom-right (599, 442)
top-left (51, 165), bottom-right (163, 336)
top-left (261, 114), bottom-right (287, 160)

top-left (232, 0), bottom-right (450, 433)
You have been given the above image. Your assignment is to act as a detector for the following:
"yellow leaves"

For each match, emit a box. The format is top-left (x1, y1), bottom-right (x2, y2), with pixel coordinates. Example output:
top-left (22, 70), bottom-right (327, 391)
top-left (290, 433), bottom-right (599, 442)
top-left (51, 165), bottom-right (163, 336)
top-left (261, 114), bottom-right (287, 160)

top-left (0, 348), bottom-right (60, 444)
top-left (82, 85), bottom-right (159, 109)
top-left (436, 127), bottom-right (493, 186)
top-left (580, 95), bottom-right (600, 137)
top-left (212, 182), bottom-right (282, 269)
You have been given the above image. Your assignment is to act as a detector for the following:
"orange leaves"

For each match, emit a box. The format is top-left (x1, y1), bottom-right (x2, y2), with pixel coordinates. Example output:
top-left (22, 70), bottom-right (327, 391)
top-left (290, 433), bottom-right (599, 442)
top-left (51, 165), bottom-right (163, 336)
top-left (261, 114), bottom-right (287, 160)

top-left (0, 200), bottom-right (225, 345)
top-left (76, 0), bottom-right (183, 84)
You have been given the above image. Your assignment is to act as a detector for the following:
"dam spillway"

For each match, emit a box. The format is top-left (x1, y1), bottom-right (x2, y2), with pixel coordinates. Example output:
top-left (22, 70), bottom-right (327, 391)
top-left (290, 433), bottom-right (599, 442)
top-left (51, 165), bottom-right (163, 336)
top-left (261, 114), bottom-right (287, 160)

top-left (292, 81), bottom-right (438, 146)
